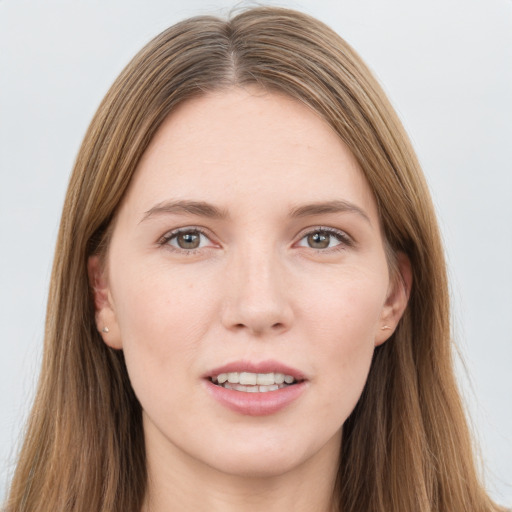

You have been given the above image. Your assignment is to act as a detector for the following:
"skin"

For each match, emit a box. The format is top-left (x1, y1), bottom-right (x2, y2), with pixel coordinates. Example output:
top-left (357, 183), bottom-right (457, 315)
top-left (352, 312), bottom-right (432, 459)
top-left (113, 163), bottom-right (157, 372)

top-left (89, 87), bottom-right (410, 512)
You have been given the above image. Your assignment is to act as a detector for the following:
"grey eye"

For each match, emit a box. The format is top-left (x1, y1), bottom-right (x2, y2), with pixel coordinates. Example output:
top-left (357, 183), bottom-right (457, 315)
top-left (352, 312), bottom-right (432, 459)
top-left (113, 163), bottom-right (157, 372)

top-left (167, 230), bottom-right (209, 250)
top-left (297, 229), bottom-right (346, 250)
top-left (307, 232), bottom-right (331, 249)
top-left (176, 232), bottom-right (201, 249)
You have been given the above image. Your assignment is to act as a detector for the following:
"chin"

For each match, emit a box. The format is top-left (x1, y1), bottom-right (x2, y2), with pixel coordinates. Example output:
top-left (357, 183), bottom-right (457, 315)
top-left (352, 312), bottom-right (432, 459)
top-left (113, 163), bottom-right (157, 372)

top-left (197, 427), bottom-right (340, 480)
top-left (206, 450), bottom-right (306, 479)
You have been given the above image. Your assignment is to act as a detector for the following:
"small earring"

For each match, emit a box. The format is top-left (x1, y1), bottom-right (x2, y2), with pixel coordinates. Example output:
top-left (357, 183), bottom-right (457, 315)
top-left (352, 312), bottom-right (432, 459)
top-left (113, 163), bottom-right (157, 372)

top-left (102, 327), bottom-right (110, 333)
top-left (381, 325), bottom-right (391, 330)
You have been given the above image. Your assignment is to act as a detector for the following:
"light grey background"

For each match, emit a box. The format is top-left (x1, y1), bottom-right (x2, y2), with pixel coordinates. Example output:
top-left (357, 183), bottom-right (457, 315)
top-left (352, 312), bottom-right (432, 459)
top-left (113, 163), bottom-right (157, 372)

top-left (1, 0), bottom-right (511, 505)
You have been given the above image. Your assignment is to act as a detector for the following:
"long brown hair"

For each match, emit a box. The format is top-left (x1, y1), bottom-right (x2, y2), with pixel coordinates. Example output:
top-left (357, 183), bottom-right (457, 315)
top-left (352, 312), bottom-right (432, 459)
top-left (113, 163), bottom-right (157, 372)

top-left (5, 7), bottom-right (506, 512)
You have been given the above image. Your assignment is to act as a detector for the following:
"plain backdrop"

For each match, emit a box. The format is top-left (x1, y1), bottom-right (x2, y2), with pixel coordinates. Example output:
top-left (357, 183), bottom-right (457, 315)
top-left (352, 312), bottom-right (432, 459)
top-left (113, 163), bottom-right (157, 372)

top-left (1, 0), bottom-right (511, 505)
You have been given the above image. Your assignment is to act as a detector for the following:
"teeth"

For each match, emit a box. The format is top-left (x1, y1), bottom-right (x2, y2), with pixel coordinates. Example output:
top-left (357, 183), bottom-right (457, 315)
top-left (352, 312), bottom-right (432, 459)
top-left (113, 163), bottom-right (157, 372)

top-left (224, 383), bottom-right (284, 393)
top-left (239, 372), bottom-right (257, 385)
top-left (212, 371), bottom-right (299, 393)
top-left (256, 373), bottom-right (275, 385)
top-left (274, 373), bottom-right (285, 384)
top-left (213, 371), bottom-right (296, 386)
top-left (260, 384), bottom-right (279, 392)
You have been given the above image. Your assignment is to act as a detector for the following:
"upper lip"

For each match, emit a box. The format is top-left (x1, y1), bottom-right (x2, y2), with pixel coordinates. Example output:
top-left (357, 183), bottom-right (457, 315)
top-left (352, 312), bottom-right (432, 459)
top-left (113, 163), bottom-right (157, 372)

top-left (205, 360), bottom-right (306, 380)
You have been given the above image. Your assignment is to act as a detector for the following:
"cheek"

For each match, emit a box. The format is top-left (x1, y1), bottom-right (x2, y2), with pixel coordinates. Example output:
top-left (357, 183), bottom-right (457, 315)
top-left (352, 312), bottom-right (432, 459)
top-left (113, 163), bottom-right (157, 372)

top-left (110, 263), bottom-right (219, 390)
top-left (303, 268), bottom-right (387, 415)
top-left (304, 265), bottom-right (387, 347)
top-left (114, 257), bottom-right (214, 330)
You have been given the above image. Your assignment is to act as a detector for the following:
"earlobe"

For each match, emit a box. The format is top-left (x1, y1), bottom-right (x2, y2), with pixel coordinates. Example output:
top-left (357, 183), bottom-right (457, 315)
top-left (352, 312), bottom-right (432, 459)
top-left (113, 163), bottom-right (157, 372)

top-left (87, 255), bottom-right (123, 349)
top-left (375, 252), bottom-right (412, 346)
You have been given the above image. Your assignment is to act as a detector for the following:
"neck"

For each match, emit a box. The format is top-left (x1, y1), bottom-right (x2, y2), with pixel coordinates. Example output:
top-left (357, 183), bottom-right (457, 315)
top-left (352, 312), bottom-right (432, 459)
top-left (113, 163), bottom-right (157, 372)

top-left (141, 426), bottom-right (341, 512)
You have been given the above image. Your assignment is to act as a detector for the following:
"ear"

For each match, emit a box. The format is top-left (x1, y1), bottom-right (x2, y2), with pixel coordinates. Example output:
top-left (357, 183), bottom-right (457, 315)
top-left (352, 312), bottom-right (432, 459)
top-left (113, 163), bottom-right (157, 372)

top-left (375, 252), bottom-right (412, 346)
top-left (87, 255), bottom-right (122, 349)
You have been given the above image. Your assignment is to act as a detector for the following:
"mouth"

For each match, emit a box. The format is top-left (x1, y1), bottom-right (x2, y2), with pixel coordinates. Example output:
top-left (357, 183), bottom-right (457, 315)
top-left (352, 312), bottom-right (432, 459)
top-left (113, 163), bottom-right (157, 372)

top-left (209, 371), bottom-right (301, 393)
top-left (204, 361), bottom-right (307, 415)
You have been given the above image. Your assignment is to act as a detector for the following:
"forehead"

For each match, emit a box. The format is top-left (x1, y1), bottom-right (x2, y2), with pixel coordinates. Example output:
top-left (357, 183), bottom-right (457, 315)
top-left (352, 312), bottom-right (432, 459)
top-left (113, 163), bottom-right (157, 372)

top-left (121, 87), bottom-right (379, 223)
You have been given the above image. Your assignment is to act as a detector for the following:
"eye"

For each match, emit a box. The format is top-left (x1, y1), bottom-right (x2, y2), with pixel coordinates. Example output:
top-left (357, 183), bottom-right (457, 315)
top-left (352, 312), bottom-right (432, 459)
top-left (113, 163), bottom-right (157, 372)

top-left (296, 228), bottom-right (351, 250)
top-left (161, 228), bottom-right (213, 251)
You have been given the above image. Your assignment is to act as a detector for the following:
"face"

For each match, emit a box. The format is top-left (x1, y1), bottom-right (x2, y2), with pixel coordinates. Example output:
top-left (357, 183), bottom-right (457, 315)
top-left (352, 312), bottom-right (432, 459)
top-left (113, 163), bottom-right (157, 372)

top-left (90, 88), bottom-right (409, 479)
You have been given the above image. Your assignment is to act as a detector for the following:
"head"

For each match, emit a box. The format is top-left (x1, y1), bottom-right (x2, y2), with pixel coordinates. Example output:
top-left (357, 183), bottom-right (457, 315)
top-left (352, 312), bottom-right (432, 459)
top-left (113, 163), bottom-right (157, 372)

top-left (10, 7), bottom-right (479, 512)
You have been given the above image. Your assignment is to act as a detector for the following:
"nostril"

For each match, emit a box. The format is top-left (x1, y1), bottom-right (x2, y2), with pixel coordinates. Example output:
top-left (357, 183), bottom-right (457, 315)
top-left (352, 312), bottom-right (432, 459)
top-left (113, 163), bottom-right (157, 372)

top-left (231, 321), bottom-right (286, 334)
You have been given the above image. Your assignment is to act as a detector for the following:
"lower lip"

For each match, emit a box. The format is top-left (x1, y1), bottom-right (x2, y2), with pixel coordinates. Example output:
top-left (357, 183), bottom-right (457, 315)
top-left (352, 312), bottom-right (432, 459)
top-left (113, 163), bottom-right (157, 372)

top-left (204, 379), bottom-right (307, 416)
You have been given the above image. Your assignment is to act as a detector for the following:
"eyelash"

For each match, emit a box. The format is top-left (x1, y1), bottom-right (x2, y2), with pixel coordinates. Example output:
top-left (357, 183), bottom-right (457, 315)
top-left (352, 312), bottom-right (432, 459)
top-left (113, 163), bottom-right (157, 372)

top-left (158, 227), bottom-right (214, 254)
top-left (157, 226), bottom-right (354, 254)
top-left (295, 226), bottom-right (353, 252)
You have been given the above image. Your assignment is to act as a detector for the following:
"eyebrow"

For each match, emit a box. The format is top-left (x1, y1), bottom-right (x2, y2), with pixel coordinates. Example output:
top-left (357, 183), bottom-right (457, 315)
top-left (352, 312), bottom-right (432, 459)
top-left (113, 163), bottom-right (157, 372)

top-left (140, 198), bottom-right (371, 225)
top-left (140, 200), bottom-right (229, 223)
top-left (290, 200), bottom-right (371, 224)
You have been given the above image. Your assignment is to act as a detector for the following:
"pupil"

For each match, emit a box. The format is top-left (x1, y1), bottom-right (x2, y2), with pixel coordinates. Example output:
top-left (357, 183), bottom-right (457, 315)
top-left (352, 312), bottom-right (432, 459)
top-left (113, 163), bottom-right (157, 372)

top-left (308, 232), bottom-right (330, 249)
top-left (178, 232), bottom-right (200, 249)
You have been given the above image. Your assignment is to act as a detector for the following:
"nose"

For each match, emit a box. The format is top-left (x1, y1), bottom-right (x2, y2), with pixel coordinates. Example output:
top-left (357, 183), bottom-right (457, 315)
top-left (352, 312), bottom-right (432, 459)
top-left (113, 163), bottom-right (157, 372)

top-left (220, 245), bottom-right (294, 337)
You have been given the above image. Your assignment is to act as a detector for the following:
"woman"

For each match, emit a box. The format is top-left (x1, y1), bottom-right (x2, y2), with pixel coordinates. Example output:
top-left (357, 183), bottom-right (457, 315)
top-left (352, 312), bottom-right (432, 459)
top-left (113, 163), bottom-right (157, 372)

top-left (4, 6), bottom-right (507, 512)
